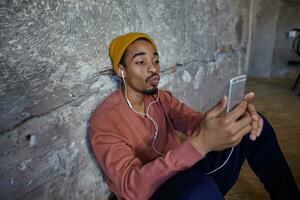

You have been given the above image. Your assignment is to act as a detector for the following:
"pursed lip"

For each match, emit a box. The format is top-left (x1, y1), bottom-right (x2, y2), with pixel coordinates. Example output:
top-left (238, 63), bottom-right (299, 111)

top-left (147, 74), bottom-right (160, 85)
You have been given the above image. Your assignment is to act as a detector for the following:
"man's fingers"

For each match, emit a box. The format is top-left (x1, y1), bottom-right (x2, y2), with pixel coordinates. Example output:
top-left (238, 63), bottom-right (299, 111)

top-left (244, 92), bottom-right (255, 102)
top-left (233, 124), bottom-right (252, 146)
top-left (257, 116), bottom-right (264, 137)
top-left (247, 103), bottom-right (259, 121)
top-left (251, 118), bottom-right (259, 135)
top-left (249, 132), bottom-right (257, 141)
top-left (233, 112), bottom-right (252, 132)
top-left (247, 103), bottom-right (259, 136)
top-left (225, 101), bottom-right (248, 123)
top-left (206, 96), bottom-right (227, 119)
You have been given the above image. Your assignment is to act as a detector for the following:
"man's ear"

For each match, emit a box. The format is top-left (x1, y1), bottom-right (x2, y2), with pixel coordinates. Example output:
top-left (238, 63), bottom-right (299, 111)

top-left (117, 64), bottom-right (126, 78)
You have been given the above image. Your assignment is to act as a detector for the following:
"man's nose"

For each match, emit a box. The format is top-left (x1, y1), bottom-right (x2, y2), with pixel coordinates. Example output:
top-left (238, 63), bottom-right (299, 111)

top-left (148, 61), bottom-right (159, 74)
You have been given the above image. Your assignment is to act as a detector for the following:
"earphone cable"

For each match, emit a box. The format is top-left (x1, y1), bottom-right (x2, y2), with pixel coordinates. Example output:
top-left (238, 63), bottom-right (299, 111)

top-left (122, 74), bottom-right (164, 156)
top-left (122, 73), bottom-right (231, 171)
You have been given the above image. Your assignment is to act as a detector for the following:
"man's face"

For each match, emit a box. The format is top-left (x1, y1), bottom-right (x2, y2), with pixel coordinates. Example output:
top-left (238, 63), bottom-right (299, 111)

top-left (121, 39), bottom-right (160, 95)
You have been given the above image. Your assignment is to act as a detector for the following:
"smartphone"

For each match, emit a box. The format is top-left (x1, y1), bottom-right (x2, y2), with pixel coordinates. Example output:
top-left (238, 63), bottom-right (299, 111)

top-left (227, 75), bottom-right (247, 112)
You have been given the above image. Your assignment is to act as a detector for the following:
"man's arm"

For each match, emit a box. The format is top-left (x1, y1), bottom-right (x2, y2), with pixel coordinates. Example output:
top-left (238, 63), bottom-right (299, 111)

top-left (159, 90), bottom-right (205, 136)
top-left (90, 113), bottom-right (203, 200)
top-left (162, 90), bottom-right (263, 155)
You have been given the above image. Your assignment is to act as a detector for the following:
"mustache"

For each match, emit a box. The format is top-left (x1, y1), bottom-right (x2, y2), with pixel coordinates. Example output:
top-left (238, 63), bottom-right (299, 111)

top-left (146, 73), bottom-right (160, 82)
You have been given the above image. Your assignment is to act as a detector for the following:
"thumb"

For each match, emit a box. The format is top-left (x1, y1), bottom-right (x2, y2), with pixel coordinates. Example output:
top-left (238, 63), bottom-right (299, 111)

top-left (244, 92), bottom-right (255, 102)
top-left (206, 96), bottom-right (227, 119)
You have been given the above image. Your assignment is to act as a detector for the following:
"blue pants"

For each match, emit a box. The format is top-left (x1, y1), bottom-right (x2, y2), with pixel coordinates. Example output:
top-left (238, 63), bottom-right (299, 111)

top-left (150, 114), bottom-right (300, 200)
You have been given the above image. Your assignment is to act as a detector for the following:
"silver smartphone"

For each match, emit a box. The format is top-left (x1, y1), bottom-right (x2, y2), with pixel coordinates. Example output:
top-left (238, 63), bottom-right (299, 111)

top-left (227, 75), bottom-right (247, 112)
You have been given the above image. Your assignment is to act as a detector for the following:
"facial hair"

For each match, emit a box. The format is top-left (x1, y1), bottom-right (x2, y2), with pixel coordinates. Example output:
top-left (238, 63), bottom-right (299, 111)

top-left (144, 73), bottom-right (159, 95)
top-left (143, 87), bottom-right (158, 95)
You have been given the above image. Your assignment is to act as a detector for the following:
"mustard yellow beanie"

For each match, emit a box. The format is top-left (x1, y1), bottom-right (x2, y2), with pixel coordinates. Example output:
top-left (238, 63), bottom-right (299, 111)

top-left (109, 32), bottom-right (157, 73)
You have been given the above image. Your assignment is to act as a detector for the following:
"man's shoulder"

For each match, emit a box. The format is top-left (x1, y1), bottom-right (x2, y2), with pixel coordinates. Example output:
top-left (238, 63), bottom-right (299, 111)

top-left (92, 89), bottom-right (124, 117)
top-left (89, 90), bottom-right (126, 138)
top-left (159, 89), bottom-right (177, 102)
top-left (91, 89), bottom-right (177, 118)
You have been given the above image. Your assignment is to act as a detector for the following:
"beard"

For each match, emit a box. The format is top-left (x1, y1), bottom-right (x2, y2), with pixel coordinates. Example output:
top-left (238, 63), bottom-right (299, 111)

top-left (143, 86), bottom-right (158, 95)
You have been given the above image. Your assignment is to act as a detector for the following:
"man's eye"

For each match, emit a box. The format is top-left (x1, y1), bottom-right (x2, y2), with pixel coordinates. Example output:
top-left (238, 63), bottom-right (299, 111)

top-left (136, 61), bottom-right (144, 65)
top-left (154, 60), bottom-right (160, 64)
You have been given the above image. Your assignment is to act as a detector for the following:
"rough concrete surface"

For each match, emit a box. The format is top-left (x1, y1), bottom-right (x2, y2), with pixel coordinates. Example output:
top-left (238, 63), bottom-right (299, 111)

top-left (272, 0), bottom-right (300, 76)
top-left (0, 0), bottom-right (250, 199)
top-left (248, 0), bottom-right (300, 77)
top-left (248, 0), bottom-right (281, 77)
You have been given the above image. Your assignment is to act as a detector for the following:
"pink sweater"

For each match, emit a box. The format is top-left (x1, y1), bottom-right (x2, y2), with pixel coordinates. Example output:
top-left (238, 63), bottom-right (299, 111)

top-left (90, 89), bottom-right (204, 200)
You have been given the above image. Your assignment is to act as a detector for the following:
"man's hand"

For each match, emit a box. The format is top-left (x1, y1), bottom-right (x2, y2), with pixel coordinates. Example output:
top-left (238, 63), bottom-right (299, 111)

top-left (243, 92), bottom-right (264, 141)
top-left (190, 96), bottom-right (252, 156)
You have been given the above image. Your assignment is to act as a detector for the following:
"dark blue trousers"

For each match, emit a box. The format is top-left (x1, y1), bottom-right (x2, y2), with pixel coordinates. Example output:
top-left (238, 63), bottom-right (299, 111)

top-left (150, 114), bottom-right (300, 200)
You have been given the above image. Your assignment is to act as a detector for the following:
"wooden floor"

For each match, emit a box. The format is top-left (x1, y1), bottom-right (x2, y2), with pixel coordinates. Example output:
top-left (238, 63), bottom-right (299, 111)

top-left (226, 76), bottom-right (300, 200)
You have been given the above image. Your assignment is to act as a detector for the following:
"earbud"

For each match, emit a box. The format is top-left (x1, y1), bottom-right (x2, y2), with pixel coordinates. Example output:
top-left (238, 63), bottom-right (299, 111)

top-left (121, 70), bottom-right (132, 108)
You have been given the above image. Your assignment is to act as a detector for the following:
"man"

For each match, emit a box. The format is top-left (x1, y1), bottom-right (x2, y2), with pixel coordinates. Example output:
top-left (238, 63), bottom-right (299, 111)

top-left (90, 32), bottom-right (299, 200)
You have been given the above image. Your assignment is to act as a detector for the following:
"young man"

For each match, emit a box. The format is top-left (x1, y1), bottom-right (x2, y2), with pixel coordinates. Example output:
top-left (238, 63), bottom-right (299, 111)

top-left (90, 32), bottom-right (299, 200)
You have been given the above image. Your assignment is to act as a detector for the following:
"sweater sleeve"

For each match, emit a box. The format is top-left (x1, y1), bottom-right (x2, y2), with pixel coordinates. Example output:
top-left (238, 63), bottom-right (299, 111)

top-left (90, 114), bottom-right (203, 200)
top-left (160, 90), bottom-right (205, 136)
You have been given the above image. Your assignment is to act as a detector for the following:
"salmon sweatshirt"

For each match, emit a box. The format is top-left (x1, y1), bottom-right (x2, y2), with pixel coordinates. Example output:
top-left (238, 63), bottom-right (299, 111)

top-left (90, 89), bottom-right (204, 200)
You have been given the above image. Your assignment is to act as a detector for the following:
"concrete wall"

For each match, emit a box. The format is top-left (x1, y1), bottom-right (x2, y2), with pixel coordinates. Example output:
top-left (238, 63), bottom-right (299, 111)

top-left (0, 0), bottom-right (251, 199)
top-left (272, 0), bottom-right (300, 76)
top-left (248, 0), bottom-right (300, 77)
top-left (248, 0), bottom-right (281, 77)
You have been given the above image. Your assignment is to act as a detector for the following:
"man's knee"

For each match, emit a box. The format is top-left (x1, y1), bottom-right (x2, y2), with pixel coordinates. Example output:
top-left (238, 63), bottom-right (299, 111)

top-left (180, 172), bottom-right (224, 200)
top-left (256, 113), bottom-right (278, 143)
top-left (151, 169), bottom-right (224, 200)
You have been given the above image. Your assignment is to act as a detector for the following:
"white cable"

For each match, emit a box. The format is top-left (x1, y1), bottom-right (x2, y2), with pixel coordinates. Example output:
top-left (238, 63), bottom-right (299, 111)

top-left (147, 114), bottom-right (164, 156)
top-left (122, 73), bottom-right (233, 170)
top-left (205, 147), bottom-right (234, 175)
top-left (122, 73), bottom-right (164, 156)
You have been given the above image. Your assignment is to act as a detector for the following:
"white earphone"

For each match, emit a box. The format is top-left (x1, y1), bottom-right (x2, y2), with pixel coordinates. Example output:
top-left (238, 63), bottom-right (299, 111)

top-left (120, 71), bottom-right (231, 173)
top-left (121, 70), bottom-right (134, 109)
top-left (121, 69), bottom-right (163, 156)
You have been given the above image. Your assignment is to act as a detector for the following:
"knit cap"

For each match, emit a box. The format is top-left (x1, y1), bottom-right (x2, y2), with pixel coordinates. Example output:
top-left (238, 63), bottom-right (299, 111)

top-left (109, 32), bottom-right (157, 73)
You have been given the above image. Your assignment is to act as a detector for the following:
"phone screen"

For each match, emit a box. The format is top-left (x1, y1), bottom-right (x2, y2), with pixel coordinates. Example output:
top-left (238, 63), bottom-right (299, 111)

top-left (227, 75), bottom-right (247, 112)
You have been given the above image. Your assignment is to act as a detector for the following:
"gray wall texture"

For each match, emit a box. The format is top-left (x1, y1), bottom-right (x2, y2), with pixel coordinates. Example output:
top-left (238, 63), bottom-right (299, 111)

top-left (0, 0), bottom-right (250, 199)
top-left (248, 0), bottom-right (281, 77)
top-left (248, 0), bottom-right (300, 77)
top-left (272, 0), bottom-right (300, 75)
